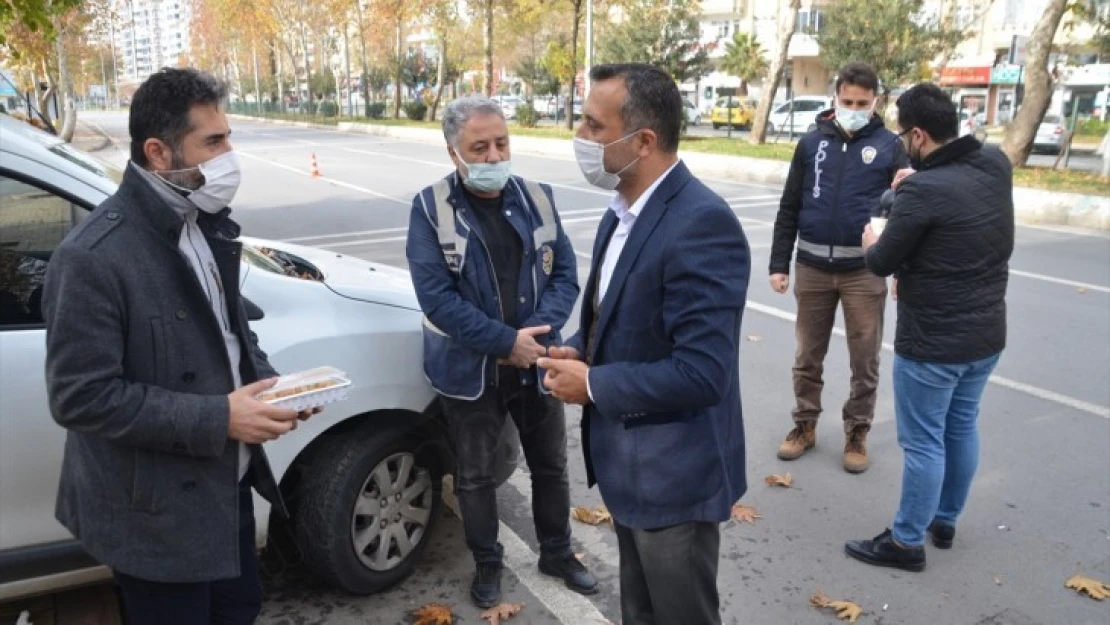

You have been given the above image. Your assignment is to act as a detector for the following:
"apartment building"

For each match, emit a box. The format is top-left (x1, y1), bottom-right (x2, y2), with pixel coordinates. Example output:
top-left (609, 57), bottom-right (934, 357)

top-left (691, 0), bottom-right (1109, 121)
top-left (113, 0), bottom-right (192, 82)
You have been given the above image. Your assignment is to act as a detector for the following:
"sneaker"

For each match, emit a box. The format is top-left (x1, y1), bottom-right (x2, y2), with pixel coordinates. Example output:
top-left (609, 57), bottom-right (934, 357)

top-left (843, 425), bottom-right (870, 474)
top-left (845, 528), bottom-right (925, 572)
top-left (928, 521), bottom-right (955, 549)
top-left (470, 562), bottom-right (503, 608)
top-left (777, 422), bottom-right (817, 460)
top-left (538, 553), bottom-right (599, 595)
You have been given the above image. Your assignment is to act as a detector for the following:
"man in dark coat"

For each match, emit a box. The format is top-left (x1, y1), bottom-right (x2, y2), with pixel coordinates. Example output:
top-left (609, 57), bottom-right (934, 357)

top-left (43, 67), bottom-right (311, 624)
top-left (845, 82), bottom-right (1014, 572)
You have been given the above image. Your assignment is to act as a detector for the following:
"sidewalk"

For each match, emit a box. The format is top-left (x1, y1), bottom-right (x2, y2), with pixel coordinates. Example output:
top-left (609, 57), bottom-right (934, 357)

top-left (230, 115), bottom-right (1110, 232)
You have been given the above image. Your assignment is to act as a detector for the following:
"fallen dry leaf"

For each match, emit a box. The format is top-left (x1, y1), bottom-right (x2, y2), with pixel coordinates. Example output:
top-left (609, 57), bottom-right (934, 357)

top-left (765, 472), bottom-right (794, 488)
top-left (572, 505), bottom-right (613, 527)
top-left (411, 603), bottom-right (454, 625)
top-left (730, 503), bottom-right (761, 524)
top-left (746, 334), bottom-right (763, 342)
top-left (1065, 573), bottom-right (1110, 600)
top-left (479, 602), bottom-right (525, 625)
top-left (811, 591), bottom-right (863, 623)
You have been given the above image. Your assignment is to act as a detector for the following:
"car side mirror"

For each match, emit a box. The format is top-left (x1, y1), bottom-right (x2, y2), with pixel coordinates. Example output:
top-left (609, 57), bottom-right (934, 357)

top-left (243, 297), bottom-right (265, 321)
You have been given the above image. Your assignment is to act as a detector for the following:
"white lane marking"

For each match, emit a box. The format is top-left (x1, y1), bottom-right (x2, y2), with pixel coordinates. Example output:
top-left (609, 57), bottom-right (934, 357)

top-left (725, 194), bottom-right (780, 202)
top-left (283, 227), bottom-right (408, 243)
top-left (1009, 269), bottom-right (1110, 293)
top-left (236, 151), bottom-right (411, 206)
top-left (742, 301), bottom-right (1110, 420)
top-left (570, 250), bottom-right (1109, 419)
top-left (1017, 223), bottom-right (1110, 239)
top-left (441, 481), bottom-right (612, 624)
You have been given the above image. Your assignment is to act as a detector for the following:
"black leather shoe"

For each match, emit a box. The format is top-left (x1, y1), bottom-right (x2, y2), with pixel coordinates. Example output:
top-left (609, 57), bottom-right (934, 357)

top-left (538, 553), bottom-right (599, 595)
top-left (928, 521), bottom-right (955, 549)
top-left (845, 528), bottom-right (925, 572)
top-left (470, 562), bottom-right (502, 608)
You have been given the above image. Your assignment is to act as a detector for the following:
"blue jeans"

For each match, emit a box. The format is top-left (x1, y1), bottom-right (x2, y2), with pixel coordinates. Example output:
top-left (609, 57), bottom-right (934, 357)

top-left (891, 353), bottom-right (1001, 547)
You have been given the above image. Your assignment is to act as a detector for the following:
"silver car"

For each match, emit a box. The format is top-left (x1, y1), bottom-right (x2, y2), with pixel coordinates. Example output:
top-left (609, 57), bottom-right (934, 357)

top-left (1033, 114), bottom-right (1067, 154)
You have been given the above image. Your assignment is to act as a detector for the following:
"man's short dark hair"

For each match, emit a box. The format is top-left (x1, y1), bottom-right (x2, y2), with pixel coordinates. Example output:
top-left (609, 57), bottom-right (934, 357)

top-left (589, 63), bottom-right (682, 153)
top-left (896, 83), bottom-right (958, 143)
top-left (835, 62), bottom-right (880, 95)
top-left (130, 67), bottom-right (227, 166)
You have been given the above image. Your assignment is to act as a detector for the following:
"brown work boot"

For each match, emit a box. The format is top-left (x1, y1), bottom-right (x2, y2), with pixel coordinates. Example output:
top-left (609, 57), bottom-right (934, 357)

top-left (777, 422), bottom-right (816, 460)
top-left (844, 425), bottom-right (870, 473)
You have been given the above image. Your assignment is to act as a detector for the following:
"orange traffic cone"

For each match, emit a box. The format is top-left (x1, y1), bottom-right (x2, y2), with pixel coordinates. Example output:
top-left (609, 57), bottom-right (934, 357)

top-left (310, 153), bottom-right (321, 178)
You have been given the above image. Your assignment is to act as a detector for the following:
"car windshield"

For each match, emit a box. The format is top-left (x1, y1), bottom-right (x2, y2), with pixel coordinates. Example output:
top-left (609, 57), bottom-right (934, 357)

top-left (715, 99), bottom-right (738, 108)
top-left (1042, 114), bottom-right (1062, 124)
top-left (242, 244), bottom-right (290, 274)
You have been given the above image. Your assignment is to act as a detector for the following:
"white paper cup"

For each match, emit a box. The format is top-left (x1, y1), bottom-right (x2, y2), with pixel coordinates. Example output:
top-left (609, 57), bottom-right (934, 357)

top-left (871, 217), bottom-right (888, 236)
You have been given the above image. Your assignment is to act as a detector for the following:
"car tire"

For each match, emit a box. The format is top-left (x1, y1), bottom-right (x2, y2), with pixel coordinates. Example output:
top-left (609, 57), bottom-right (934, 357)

top-left (767, 123), bottom-right (776, 134)
top-left (712, 123), bottom-right (720, 130)
top-left (293, 426), bottom-right (442, 595)
top-left (693, 115), bottom-right (701, 126)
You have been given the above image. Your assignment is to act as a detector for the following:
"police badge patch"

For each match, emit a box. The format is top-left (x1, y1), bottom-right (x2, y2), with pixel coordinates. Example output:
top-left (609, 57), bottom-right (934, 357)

top-left (541, 244), bottom-right (554, 276)
top-left (861, 146), bottom-right (877, 165)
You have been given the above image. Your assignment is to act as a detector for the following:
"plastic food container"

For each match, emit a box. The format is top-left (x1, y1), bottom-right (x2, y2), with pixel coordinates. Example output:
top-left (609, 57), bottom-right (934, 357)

top-left (255, 366), bottom-right (352, 412)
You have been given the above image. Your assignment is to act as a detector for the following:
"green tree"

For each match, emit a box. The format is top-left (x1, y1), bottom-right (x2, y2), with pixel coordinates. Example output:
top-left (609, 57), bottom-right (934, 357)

top-left (720, 32), bottom-right (768, 96)
top-left (598, 0), bottom-right (712, 84)
top-left (0, 0), bottom-right (82, 46)
top-left (815, 0), bottom-right (970, 93)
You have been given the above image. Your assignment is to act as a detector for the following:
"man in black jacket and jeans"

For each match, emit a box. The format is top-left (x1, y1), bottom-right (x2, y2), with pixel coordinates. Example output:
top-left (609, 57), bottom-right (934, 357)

top-left (770, 63), bottom-right (906, 473)
top-left (844, 83), bottom-right (1013, 572)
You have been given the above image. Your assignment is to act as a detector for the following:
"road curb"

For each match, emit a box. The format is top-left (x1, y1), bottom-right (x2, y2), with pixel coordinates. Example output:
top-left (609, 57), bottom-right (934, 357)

top-left (230, 115), bottom-right (1110, 232)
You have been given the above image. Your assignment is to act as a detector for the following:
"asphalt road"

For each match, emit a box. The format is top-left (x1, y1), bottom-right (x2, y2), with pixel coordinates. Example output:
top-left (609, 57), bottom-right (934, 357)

top-left (74, 111), bottom-right (1110, 625)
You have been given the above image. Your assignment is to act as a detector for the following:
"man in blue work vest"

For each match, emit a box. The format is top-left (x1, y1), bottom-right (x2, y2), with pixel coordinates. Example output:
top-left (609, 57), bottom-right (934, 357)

top-left (406, 96), bottom-right (596, 608)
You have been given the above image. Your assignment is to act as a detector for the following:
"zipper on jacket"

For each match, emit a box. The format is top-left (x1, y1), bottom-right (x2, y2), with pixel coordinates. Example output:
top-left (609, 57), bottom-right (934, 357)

top-left (457, 209), bottom-right (504, 388)
top-left (829, 141), bottom-right (850, 263)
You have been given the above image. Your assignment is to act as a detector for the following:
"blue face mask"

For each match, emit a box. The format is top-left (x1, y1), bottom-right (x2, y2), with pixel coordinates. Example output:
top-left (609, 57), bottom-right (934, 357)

top-left (835, 106), bottom-right (873, 133)
top-left (461, 159), bottom-right (512, 193)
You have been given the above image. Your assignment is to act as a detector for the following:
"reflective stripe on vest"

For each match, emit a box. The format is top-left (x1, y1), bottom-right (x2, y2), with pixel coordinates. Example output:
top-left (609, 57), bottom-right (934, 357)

top-left (797, 238), bottom-right (865, 259)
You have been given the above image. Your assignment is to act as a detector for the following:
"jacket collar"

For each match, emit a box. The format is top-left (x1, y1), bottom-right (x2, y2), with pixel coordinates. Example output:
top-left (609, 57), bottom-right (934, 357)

top-left (118, 162), bottom-right (240, 242)
top-left (919, 135), bottom-right (982, 170)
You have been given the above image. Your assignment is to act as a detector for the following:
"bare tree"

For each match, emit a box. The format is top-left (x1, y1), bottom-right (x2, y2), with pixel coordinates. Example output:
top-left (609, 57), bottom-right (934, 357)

top-left (1000, 0), bottom-right (1069, 167)
top-left (748, 0), bottom-right (800, 145)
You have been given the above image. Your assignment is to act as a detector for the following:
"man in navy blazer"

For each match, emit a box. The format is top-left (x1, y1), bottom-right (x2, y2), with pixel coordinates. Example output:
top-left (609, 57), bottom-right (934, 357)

top-left (540, 64), bottom-right (750, 625)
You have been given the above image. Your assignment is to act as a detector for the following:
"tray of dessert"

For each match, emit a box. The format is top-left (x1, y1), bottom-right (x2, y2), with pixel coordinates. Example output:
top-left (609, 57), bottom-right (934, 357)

top-left (255, 366), bottom-right (351, 412)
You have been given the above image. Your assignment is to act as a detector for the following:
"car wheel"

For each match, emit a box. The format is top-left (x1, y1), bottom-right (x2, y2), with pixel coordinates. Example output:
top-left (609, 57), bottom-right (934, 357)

top-left (693, 115), bottom-right (701, 126)
top-left (293, 427), bottom-right (442, 594)
top-left (712, 123), bottom-right (720, 130)
top-left (767, 123), bottom-right (776, 134)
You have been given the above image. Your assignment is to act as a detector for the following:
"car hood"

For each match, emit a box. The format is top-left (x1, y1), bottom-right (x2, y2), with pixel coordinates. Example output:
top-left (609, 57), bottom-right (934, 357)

top-left (240, 236), bottom-right (421, 311)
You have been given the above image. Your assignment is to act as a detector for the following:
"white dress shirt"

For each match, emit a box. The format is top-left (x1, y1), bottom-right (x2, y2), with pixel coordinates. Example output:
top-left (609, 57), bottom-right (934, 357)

top-left (586, 161), bottom-right (679, 402)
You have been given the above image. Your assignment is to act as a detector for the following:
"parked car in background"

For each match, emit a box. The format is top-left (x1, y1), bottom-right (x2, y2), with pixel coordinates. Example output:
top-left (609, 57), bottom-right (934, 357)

top-left (683, 99), bottom-right (702, 126)
top-left (495, 96), bottom-right (523, 120)
top-left (0, 114), bottom-right (521, 602)
top-left (710, 98), bottom-right (755, 130)
top-left (767, 96), bottom-right (832, 135)
top-left (1033, 113), bottom-right (1067, 154)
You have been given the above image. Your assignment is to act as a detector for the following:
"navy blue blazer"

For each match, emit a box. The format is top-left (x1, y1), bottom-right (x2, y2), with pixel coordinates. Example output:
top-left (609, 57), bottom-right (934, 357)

top-left (565, 161), bottom-right (751, 529)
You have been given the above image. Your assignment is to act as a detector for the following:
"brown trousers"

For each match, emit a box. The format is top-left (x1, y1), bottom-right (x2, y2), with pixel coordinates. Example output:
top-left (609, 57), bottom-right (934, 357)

top-left (792, 263), bottom-right (887, 433)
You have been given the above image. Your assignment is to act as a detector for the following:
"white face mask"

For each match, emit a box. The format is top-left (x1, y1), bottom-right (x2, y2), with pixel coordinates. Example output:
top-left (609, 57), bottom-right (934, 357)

top-left (835, 106), bottom-right (873, 133)
top-left (157, 151), bottom-right (242, 213)
top-left (573, 131), bottom-right (641, 191)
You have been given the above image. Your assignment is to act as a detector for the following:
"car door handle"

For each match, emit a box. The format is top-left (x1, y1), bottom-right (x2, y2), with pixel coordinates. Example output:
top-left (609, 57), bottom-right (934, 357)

top-left (243, 297), bottom-right (265, 321)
